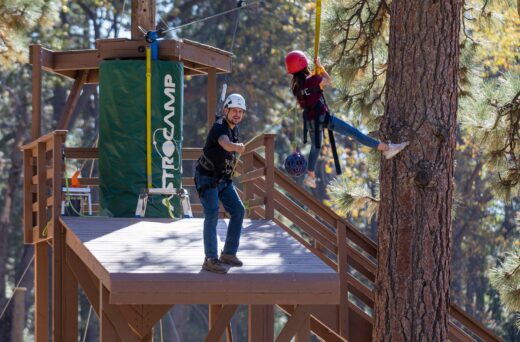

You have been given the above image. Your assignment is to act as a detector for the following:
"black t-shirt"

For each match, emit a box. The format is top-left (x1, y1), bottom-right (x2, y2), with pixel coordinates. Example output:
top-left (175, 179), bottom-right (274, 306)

top-left (196, 117), bottom-right (239, 179)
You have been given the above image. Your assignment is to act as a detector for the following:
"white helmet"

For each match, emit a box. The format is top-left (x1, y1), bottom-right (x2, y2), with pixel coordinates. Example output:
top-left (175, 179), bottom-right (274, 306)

top-left (224, 93), bottom-right (246, 111)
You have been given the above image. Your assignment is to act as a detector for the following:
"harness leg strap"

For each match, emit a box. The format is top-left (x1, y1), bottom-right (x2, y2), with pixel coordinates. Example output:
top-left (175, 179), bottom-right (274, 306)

top-left (328, 127), bottom-right (342, 175)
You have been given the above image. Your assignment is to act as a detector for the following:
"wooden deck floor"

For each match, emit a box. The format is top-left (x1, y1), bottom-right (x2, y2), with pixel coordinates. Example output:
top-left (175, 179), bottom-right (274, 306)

top-left (61, 217), bottom-right (339, 305)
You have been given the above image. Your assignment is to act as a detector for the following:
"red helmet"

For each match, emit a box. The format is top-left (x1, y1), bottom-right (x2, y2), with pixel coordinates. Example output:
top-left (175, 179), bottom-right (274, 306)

top-left (284, 50), bottom-right (309, 74)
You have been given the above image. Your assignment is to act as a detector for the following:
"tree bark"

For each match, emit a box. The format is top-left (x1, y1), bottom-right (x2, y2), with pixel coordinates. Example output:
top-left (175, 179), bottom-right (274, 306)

top-left (373, 1), bottom-right (461, 341)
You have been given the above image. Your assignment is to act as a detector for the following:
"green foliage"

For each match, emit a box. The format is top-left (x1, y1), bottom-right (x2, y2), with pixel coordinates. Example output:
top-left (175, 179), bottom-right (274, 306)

top-left (321, 0), bottom-right (389, 122)
top-left (460, 73), bottom-right (520, 199)
top-left (0, 0), bottom-right (58, 64)
top-left (464, 0), bottom-right (520, 77)
top-left (327, 175), bottom-right (379, 219)
top-left (490, 246), bottom-right (520, 328)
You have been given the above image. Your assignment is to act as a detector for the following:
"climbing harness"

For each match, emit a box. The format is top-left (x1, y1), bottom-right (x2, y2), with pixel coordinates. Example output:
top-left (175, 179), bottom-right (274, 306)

top-left (295, 0), bottom-right (342, 176)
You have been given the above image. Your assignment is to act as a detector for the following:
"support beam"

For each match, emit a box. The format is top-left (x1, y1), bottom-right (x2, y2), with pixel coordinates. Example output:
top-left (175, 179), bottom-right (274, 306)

top-left (30, 44), bottom-right (42, 139)
top-left (336, 221), bottom-right (349, 338)
top-left (131, 0), bottom-right (156, 39)
top-left (65, 247), bottom-right (100, 315)
top-left (248, 305), bottom-right (273, 342)
top-left (100, 284), bottom-right (121, 342)
top-left (57, 70), bottom-right (89, 130)
top-left (275, 305), bottom-right (310, 342)
top-left (23, 149), bottom-right (34, 244)
top-left (207, 69), bottom-right (217, 129)
top-left (52, 220), bottom-right (65, 341)
top-left (100, 285), bottom-right (138, 342)
top-left (118, 304), bottom-right (171, 338)
top-left (205, 305), bottom-right (238, 342)
top-left (264, 136), bottom-right (275, 219)
top-left (295, 311), bottom-right (311, 342)
top-left (34, 243), bottom-right (48, 342)
top-left (62, 257), bottom-right (78, 342)
top-left (11, 288), bottom-right (27, 342)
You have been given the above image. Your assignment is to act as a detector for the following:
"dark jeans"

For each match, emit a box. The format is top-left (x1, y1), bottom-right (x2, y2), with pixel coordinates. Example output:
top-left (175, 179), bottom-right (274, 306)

top-left (195, 173), bottom-right (245, 260)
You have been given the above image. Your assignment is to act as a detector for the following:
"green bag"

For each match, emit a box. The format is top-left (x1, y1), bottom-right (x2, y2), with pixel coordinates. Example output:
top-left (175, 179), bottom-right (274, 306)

top-left (99, 60), bottom-right (184, 217)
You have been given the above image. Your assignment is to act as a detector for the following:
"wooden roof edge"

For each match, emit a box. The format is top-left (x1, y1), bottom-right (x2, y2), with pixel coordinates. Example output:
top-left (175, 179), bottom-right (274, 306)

top-left (181, 38), bottom-right (234, 57)
top-left (29, 38), bottom-right (232, 75)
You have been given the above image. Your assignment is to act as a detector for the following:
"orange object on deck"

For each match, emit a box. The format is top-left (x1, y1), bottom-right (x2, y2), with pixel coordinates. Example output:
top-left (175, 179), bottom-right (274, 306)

top-left (71, 171), bottom-right (81, 187)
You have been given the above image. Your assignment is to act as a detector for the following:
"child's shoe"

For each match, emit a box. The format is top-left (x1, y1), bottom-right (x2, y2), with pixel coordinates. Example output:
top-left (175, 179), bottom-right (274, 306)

top-left (383, 142), bottom-right (409, 159)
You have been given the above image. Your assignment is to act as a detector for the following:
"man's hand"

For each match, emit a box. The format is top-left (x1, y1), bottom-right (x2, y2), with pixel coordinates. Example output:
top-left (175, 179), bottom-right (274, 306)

top-left (218, 135), bottom-right (245, 154)
top-left (234, 143), bottom-right (245, 154)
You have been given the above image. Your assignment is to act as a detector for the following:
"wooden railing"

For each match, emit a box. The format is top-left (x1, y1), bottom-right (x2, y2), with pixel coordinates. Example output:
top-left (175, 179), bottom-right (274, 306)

top-left (22, 130), bottom-right (67, 243)
top-left (245, 145), bottom-right (501, 342)
top-left (22, 131), bottom-right (501, 342)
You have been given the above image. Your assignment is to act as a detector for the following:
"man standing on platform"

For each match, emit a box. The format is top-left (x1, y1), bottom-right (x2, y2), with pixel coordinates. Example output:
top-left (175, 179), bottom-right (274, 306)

top-left (194, 93), bottom-right (246, 274)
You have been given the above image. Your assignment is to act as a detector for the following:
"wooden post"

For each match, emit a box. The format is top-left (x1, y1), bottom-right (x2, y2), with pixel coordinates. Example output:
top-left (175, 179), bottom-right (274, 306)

top-left (35, 242), bottom-right (49, 342)
top-left (23, 149), bottom-right (33, 244)
top-left (207, 305), bottom-right (237, 342)
top-left (248, 305), bottom-right (273, 342)
top-left (131, 0), bottom-right (156, 39)
top-left (11, 288), bottom-right (26, 342)
top-left (208, 305), bottom-right (224, 342)
top-left (52, 220), bottom-right (64, 342)
top-left (62, 255), bottom-right (78, 341)
top-left (264, 135), bottom-right (275, 220)
top-left (100, 285), bottom-right (120, 342)
top-left (30, 44), bottom-right (42, 139)
top-left (207, 69), bottom-right (217, 129)
top-left (52, 133), bottom-right (67, 341)
top-left (36, 142), bottom-right (46, 239)
top-left (243, 153), bottom-right (253, 204)
top-left (336, 221), bottom-right (348, 339)
top-left (295, 311), bottom-right (311, 342)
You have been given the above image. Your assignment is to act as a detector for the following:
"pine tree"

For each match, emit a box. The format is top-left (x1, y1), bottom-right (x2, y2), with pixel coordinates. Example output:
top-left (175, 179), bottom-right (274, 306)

top-left (490, 213), bottom-right (520, 328)
top-left (0, 0), bottom-right (57, 65)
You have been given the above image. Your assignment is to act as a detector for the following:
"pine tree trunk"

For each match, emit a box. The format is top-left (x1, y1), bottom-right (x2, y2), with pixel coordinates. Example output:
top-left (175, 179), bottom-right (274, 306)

top-left (373, 1), bottom-right (461, 341)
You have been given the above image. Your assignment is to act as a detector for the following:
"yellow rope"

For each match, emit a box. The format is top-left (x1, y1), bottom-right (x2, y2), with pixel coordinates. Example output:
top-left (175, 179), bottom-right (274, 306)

top-left (41, 219), bottom-right (52, 237)
top-left (314, 0), bottom-right (322, 74)
top-left (146, 47), bottom-right (153, 189)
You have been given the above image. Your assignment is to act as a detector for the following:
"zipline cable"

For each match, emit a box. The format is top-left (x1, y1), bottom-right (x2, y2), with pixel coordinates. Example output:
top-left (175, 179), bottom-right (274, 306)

top-left (219, 0), bottom-right (244, 112)
top-left (0, 255), bottom-right (35, 321)
top-left (162, 0), bottom-right (263, 35)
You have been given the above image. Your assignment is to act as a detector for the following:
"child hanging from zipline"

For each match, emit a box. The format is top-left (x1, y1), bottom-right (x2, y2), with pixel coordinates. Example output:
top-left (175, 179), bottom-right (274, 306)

top-left (284, 50), bottom-right (409, 188)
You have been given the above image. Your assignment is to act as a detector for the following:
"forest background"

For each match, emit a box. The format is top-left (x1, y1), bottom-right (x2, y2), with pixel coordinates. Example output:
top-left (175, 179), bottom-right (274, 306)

top-left (0, 0), bottom-right (518, 341)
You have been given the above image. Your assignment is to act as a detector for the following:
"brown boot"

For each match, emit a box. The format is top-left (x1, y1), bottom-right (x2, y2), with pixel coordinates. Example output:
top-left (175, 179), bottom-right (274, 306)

top-left (202, 258), bottom-right (228, 274)
top-left (219, 253), bottom-right (243, 267)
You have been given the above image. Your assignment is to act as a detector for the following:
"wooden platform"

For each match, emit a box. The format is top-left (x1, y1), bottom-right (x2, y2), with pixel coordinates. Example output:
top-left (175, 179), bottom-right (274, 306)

top-left (61, 217), bottom-right (339, 305)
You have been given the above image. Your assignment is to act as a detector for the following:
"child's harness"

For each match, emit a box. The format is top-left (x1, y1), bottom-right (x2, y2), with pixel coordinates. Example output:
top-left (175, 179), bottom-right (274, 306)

top-left (300, 86), bottom-right (342, 175)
